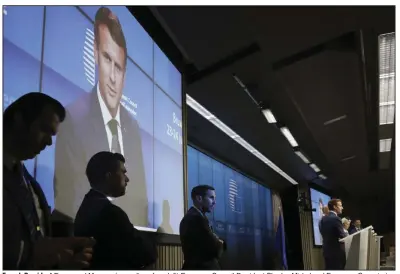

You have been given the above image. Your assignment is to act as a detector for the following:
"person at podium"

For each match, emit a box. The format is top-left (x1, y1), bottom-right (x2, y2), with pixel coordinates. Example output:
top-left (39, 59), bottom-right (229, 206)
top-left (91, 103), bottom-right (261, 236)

top-left (349, 219), bottom-right (362, 235)
top-left (341, 218), bottom-right (351, 237)
top-left (319, 199), bottom-right (347, 270)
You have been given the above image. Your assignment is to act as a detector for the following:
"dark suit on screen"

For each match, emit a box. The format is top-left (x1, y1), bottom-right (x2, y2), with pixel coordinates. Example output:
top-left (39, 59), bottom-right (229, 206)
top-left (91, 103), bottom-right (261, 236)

top-left (180, 207), bottom-right (225, 270)
top-left (54, 87), bottom-right (148, 226)
top-left (3, 164), bottom-right (52, 269)
top-left (319, 212), bottom-right (347, 270)
top-left (74, 189), bottom-right (157, 269)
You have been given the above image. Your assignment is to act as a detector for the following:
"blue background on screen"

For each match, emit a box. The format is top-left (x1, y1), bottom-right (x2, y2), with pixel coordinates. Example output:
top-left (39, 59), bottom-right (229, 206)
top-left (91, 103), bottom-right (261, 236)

top-left (3, 6), bottom-right (183, 234)
top-left (310, 188), bottom-right (331, 246)
top-left (187, 146), bottom-right (274, 269)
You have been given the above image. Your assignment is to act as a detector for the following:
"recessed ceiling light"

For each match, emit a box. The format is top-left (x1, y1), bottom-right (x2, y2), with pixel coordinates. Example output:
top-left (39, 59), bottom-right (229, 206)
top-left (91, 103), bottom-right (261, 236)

top-left (262, 109), bottom-right (277, 123)
top-left (310, 163), bottom-right (321, 173)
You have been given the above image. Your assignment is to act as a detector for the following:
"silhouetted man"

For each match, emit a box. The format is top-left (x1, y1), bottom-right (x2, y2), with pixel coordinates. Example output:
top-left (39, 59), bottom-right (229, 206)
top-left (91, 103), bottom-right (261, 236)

top-left (3, 92), bottom-right (95, 269)
top-left (54, 6), bottom-right (147, 226)
top-left (319, 198), bottom-right (347, 270)
top-left (74, 151), bottom-right (157, 269)
top-left (349, 219), bottom-right (362, 235)
top-left (180, 185), bottom-right (226, 270)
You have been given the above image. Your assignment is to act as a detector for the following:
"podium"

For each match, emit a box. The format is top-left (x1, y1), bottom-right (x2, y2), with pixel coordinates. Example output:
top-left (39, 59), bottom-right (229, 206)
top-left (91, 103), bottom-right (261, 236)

top-left (339, 226), bottom-right (383, 270)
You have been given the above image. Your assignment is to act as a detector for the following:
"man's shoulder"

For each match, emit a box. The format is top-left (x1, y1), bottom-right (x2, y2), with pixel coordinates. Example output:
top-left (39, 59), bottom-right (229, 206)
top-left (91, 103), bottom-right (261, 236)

top-left (65, 91), bottom-right (95, 122)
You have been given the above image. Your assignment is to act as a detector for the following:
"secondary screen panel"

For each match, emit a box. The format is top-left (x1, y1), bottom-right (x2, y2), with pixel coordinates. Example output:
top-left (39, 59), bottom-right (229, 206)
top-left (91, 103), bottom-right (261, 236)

top-left (310, 188), bottom-right (331, 246)
top-left (187, 146), bottom-right (274, 269)
top-left (3, 6), bottom-right (184, 234)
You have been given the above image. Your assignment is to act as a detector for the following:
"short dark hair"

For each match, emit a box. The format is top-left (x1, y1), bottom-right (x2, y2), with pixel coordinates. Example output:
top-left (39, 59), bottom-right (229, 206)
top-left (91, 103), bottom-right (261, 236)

top-left (94, 7), bottom-right (127, 66)
top-left (86, 151), bottom-right (125, 187)
top-left (4, 92), bottom-right (65, 130)
top-left (328, 199), bottom-right (342, 211)
top-left (191, 185), bottom-right (215, 200)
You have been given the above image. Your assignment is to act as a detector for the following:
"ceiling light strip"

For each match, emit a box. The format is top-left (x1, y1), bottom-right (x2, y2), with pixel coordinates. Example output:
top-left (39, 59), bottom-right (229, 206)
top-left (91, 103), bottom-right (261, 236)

top-left (186, 94), bottom-right (298, 185)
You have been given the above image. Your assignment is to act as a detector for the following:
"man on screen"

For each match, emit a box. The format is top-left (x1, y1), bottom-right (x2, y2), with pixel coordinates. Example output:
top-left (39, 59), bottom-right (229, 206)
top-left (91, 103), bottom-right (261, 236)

top-left (180, 185), bottom-right (227, 270)
top-left (54, 7), bottom-right (148, 226)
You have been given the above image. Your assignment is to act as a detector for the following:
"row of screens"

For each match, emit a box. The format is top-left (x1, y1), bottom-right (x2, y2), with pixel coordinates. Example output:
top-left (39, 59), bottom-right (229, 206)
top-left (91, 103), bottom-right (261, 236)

top-left (4, 5), bottom-right (184, 233)
top-left (310, 188), bottom-right (331, 246)
top-left (4, 6), bottom-right (275, 239)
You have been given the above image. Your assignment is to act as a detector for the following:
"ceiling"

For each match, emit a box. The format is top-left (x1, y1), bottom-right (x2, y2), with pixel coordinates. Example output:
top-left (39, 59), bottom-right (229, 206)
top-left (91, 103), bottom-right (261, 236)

top-left (132, 6), bottom-right (395, 228)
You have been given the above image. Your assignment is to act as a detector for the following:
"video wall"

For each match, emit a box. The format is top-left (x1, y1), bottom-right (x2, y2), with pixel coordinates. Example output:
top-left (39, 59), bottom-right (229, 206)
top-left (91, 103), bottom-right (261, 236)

top-left (187, 146), bottom-right (275, 269)
top-left (310, 188), bottom-right (331, 246)
top-left (3, 6), bottom-right (184, 234)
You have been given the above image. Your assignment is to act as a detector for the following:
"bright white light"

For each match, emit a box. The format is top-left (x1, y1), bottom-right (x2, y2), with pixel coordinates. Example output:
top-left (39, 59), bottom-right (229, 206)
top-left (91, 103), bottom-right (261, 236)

top-left (280, 127), bottom-right (298, 147)
top-left (380, 138), bottom-right (392, 152)
top-left (319, 174), bottom-right (327, 180)
top-left (378, 33), bottom-right (395, 125)
top-left (295, 151), bottom-right (310, 164)
top-left (310, 163), bottom-right (321, 173)
top-left (262, 109), bottom-right (277, 123)
top-left (186, 94), bottom-right (298, 185)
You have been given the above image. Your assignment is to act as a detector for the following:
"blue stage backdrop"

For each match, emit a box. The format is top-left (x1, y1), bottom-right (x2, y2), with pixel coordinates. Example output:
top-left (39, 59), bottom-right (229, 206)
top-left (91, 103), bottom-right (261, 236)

top-left (310, 188), bottom-right (331, 246)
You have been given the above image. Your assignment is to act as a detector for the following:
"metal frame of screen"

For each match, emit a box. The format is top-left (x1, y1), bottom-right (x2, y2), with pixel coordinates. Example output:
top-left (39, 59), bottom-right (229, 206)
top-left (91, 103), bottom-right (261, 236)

top-left (128, 6), bottom-right (187, 245)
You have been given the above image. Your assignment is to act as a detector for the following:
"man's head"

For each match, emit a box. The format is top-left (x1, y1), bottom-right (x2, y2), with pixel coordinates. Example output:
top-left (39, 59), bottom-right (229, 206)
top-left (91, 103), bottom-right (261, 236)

top-left (328, 198), bottom-right (343, 215)
top-left (354, 219), bottom-right (362, 229)
top-left (94, 7), bottom-right (127, 116)
top-left (3, 92), bottom-right (65, 160)
top-left (191, 185), bottom-right (216, 213)
top-left (342, 218), bottom-right (351, 230)
top-left (86, 151), bottom-right (129, 198)
top-left (322, 206), bottom-right (329, 216)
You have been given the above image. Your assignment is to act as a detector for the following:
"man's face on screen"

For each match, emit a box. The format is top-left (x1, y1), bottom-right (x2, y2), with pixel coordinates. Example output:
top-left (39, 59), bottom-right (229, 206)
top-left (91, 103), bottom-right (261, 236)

top-left (108, 160), bottom-right (129, 197)
top-left (199, 190), bottom-right (216, 213)
top-left (18, 106), bottom-right (60, 160)
top-left (95, 24), bottom-right (126, 116)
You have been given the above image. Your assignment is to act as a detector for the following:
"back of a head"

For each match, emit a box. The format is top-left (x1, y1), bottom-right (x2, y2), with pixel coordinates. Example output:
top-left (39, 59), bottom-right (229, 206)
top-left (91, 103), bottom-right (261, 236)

top-left (4, 92), bottom-right (65, 130)
top-left (191, 185), bottom-right (214, 201)
top-left (86, 151), bottom-right (125, 187)
top-left (328, 198), bottom-right (341, 211)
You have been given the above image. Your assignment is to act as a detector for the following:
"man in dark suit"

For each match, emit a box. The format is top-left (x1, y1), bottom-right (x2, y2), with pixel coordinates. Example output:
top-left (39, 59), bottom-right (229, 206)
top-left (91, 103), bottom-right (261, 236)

top-left (3, 93), bottom-right (95, 269)
top-left (74, 151), bottom-right (157, 269)
top-left (180, 185), bottom-right (226, 270)
top-left (54, 7), bottom-right (147, 226)
top-left (349, 219), bottom-right (362, 235)
top-left (319, 198), bottom-right (347, 270)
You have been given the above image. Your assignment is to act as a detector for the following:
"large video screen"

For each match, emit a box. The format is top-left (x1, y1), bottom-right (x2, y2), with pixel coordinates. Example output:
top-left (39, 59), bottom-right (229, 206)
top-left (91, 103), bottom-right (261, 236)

top-left (187, 146), bottom-right (275, 269)
top-left (310, 188), bottom-right (331, 246)
top-left (3, 6), bottom-right (184, 234)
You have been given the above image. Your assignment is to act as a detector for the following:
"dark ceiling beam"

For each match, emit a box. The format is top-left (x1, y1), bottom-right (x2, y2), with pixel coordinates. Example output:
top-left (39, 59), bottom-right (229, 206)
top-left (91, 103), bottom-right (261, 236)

top-left (272, 32), bottom-right (356, 71)
top-left (186, 43), bottom-right (261, 85)
top-left (127, 6), bottom-right (190, 75)
top-left (358, 29), bottom-right (379, 171)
